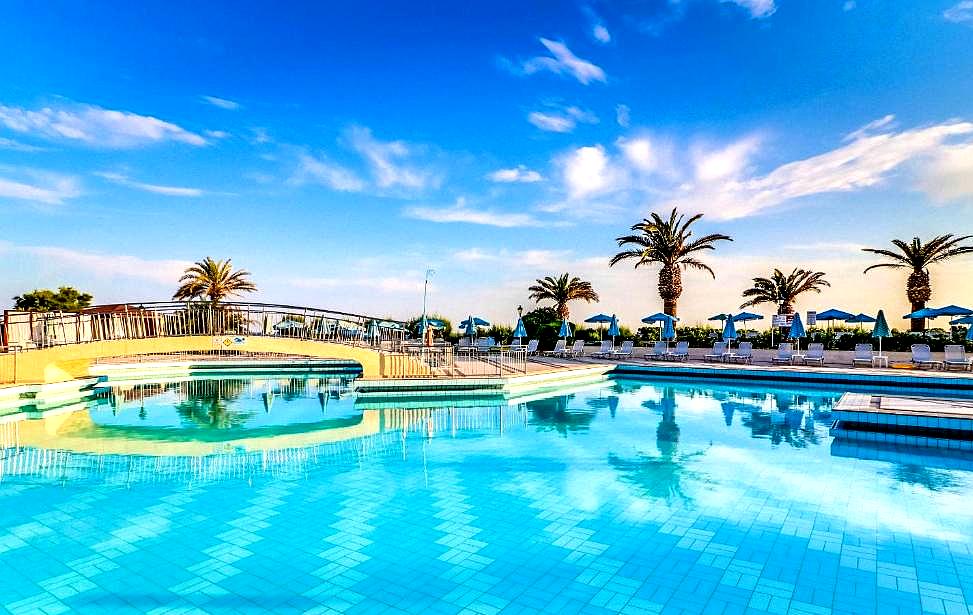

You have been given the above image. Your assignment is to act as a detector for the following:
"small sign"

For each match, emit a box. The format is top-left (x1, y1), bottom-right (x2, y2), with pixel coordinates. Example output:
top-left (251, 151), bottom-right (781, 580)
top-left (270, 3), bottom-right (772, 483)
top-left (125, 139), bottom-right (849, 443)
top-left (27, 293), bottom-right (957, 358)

top-left (772, 314), bottom-right (793, 328)
top-left (806, 311), bottom-right (817, 326)
top-left (213, 336), bottom-right (247, 348)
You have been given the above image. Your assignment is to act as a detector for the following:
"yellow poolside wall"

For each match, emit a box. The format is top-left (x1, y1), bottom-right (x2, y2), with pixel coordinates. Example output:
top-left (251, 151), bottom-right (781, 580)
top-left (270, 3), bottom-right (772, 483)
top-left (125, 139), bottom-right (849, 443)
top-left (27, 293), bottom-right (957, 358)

top-left (0, 336), bottom-right (428, 383)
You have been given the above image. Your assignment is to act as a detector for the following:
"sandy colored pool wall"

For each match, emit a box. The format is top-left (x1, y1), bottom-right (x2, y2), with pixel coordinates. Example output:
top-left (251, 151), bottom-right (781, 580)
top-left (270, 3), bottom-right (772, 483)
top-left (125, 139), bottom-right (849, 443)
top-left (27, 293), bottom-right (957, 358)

top-left (0, 336), bottom-right (399, 383)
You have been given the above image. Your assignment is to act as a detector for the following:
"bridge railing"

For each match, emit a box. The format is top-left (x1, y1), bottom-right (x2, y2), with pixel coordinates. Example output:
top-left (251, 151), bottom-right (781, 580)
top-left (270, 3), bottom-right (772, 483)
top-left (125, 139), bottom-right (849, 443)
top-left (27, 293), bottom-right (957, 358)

top-left (0, 301), bottom-right (408, 352)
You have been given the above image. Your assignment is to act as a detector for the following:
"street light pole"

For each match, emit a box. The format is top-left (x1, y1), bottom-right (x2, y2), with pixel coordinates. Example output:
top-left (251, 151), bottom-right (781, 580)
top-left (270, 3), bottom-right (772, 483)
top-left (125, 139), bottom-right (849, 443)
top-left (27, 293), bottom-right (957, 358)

top-left (421, 268), bottom-right (435, 343)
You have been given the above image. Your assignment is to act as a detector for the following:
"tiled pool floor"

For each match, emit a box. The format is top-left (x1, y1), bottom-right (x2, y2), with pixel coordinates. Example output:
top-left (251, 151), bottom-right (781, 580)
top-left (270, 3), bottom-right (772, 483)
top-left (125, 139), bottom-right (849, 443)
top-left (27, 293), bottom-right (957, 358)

top-left (1, 376), bottom-right (972, 614)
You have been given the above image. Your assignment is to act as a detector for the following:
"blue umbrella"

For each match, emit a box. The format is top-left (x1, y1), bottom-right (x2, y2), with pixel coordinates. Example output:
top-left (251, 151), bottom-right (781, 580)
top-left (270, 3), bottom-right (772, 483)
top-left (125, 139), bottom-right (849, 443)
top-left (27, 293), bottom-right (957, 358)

top-left (817, 308), bottom-right (855, 321)
top-left (845, 313), bottom-right (876, 331)
top-left (642, 312), bottom-right (679, 324)
top-left (606, 314), bottom-right (620, 347)
top-left (967, 324), bottom-right (973, 343)
top-left (722, 317), bottom-right (737, 350)
top-left (661, 316), bottom-right (676, 341)
top-left (460, 315), bottom-right (490, 339)
top-left (934, 305), bottom-right (973, 317)
top-left (584, 313), bottom-right (613, 340)
top-left (904, 307), bottom-right (940, 320)
top-left (731, 311), bottom-right (764, 323)
top-left (950, 315), bottom-right (973, 325)
top-left (708, 313), bottom-right (731, 324)
top-left (513, 317), bottom-right (527, 341)
top-left (416, 318), bottom-right (446, 333)
top-left (789, 313), bottom-right (806, 352)
top-left (872, 309), bottom-right (890, 356)
top-left (558, 318), bottom-right (573, 340)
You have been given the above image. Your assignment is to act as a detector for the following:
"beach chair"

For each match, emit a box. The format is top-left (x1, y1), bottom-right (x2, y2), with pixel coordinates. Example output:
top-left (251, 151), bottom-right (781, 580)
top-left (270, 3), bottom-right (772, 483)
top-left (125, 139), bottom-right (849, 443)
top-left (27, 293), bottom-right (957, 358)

top-left (804, 343), bottom-right (826, 366)
top-left (944, 345), bottom-right (973, 371)
top-left (542, 339), bottom-right (566, 357)
top-left (771, 343), bottom-right (794, 365)
top-left (510, 339), bottom-right (523, 350)
top-left (563, 340), bottom-right (586, 359)
top-left (457, 337), bottom-right (475, 356)
top-left (729, 341), bottom-right (753, 364)
top-left (591, 340), bottom-right (614, 358)
top-left (704, 342), bottom-right (727, 362)
top-left (669, 341), bottom-right (690, 361)
top-left (646, 341), bottom-right (669, 360)
top-left (851, 344), bottom-right (874, 367)
top-left (525, 339), bottom-right (539, 356)
top-left (911, 344), bottom-right (943, 369)
top-left (609, 340), bottom-right (634, 359)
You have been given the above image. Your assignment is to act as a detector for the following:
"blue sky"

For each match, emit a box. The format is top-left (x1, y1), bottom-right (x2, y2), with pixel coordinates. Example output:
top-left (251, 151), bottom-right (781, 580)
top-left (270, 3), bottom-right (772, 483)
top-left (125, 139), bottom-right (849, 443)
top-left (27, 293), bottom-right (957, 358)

top-left (1, 0), bottom-right (973, 326)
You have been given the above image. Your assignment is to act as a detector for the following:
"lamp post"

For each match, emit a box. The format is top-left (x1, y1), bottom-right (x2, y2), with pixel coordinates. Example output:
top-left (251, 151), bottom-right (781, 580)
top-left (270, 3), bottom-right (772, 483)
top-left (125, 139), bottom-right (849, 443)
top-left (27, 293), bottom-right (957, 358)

top-left (517, 305), bottom-right (523, 318)
top-left (421, 268), bottom-right (435, 344)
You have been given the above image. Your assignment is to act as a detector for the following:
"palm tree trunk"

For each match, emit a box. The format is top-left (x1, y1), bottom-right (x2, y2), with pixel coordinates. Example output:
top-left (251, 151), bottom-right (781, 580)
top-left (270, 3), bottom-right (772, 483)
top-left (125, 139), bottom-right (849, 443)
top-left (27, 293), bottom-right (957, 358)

top-left (658, 265), bottom-right (682, 317)
top-left (910, 301), bottom-right (925, 333)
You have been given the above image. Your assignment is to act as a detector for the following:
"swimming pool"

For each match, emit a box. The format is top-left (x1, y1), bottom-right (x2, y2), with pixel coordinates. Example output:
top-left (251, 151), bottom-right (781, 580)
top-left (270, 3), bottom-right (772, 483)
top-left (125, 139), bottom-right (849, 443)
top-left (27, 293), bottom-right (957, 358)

top-left (1, 374), bottom-right (971, 614)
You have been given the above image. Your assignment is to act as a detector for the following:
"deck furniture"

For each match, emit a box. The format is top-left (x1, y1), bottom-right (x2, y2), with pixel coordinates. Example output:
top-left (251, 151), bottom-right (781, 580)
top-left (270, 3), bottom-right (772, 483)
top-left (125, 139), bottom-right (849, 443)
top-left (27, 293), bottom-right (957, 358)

top-left (911, 344), bottom-right (943, 369)
top-left (944, 345), bottom-right (973, 371)
top-left (609, 340), bottom-right (634, 359)
top-left (591, 340), bottom-right (614, 358)
top-left (804, 343), bottom-right (826, 366)
top-left (670, 341), bottom-right (690, 361)
top-left (704, 342), bottom-right (727, 363)
top-left (771, 343), bottom-right (794, 365)
top-left (542, 339), bottom-right (566, 357)
top-left (851, 344), bottom-right (874, 368)
top-left (728, 342), bottom-right (753, 364)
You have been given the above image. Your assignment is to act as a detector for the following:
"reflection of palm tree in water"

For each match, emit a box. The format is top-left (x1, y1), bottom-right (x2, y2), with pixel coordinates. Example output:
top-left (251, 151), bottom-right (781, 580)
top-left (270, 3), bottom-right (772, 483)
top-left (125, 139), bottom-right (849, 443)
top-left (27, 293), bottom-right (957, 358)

top-left (175, 379), bottom-right (254, 429)
top-left (891, 464), bottom-right (959, 492)
top-left (528, 395), bottom-right (596, 435)
top-left (611, 387), bottom-right (706, 502)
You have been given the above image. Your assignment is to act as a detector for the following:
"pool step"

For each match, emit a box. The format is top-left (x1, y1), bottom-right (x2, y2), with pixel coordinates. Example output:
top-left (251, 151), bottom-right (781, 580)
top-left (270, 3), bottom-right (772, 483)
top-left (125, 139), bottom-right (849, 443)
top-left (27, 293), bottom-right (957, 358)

top-left (829, 392), bottom-right (973, 450)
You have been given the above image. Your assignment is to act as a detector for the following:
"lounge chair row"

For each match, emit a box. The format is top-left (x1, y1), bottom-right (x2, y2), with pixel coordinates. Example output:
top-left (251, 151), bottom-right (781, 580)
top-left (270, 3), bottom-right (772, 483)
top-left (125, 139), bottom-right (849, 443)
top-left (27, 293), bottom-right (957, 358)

top-left (541, 339), bottom-right (635, 360)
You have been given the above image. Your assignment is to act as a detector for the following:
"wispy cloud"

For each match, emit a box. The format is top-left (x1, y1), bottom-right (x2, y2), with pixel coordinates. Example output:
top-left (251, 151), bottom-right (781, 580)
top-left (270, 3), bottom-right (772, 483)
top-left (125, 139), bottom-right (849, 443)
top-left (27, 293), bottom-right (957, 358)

top-left (547, 116), bottom-right (973, 221)
top-left (944, 1), bottom-right (973, 24)
top-left (723, 0), bottom-right (776, 18)
top-left (527, 105), bottom-right (598, 133)
top-left (0, 102), bottom-right (207, 148)
top-left (487, 165), bottom-right (543, 183)
top-left (615, 104), bottom-right (631, 128)
top-left (3, 244), bottom-right (191, 284)
top-left (289, 152), bottom-right (366, 192)
top-left (204, 129), bottom-right (230, 139)
top-left (453, 247), bottom-right (570, 268)
top-left (0, 167), bottom-right (81, 205)
top-left (199, 95), bottom-right (241, 110)
top-left (405, 198), bottom-right (541, 227)
top-left (95, 171), bottom-right (204, 197)
top-left (509, 38), bottom-right (607, 85)
top-left (346, 126), bottom-right (440, 191)
top-left (288, 275), bottom-right (424, 293)
top-left (0, 136), bottom-right (45, 152)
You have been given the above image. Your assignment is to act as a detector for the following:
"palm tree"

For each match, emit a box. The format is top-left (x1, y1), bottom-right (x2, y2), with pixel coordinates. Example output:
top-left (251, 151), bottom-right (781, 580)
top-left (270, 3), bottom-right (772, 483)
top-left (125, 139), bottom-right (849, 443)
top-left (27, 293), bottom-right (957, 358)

top-left (740, 268), bottom-right (830, 314)
top-left (609, 208), bottom-right (732, 317)
top-left (527, 273), bottom-right (599, 320)
top-left (862, 235), bottom-right (973, 332)
top-left (173, 257), bottom-right (257, 304)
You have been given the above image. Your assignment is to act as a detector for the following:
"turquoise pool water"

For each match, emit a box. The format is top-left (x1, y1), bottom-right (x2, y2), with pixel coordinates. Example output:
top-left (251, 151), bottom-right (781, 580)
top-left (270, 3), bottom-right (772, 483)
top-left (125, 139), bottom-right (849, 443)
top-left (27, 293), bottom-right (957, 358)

top-left (1, 375), bottom-right (972, 614)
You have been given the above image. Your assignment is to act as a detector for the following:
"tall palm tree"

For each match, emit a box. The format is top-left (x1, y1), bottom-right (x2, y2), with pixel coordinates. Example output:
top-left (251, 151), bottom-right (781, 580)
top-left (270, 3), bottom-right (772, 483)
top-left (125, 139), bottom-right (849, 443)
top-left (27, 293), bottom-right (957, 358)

top-left (862, 235), bottom-right (973, 332)
top-left (173, 257), bottom-right (257, 304)
top-left (740, 268), bottom-right (830, 314)
top-left (527, 273), bottom-right (599, 320)
top-left (609, 208), bottom-right (732, 317)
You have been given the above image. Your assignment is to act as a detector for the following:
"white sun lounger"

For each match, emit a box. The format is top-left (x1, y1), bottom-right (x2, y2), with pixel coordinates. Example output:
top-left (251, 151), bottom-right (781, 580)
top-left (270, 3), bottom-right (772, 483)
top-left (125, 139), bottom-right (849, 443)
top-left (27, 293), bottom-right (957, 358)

top-left (944, 345), bottom-right (973, 371)
top-left (646, 341), bottom-right (668, 360)
top-left (609, 340), bottom-right (634, 359)
top-left (591, 340), bottom-right (614, 358)
top-left (704, 342), bottom-right (726, 363)
top-left (771, 343), bottom-right (794, 365)
top-left (911, 344), bottom-right (943, 369)
top-left (562, 340), bottom-right (585, 359)
top-left (851, 344), bottom-right (874, 367)
top-left (670, 341), bottom-right (689, 361)
top-left (729, 341), bottom-right (753, 364)
top-left (525, 339), bottom-right (539, 356)
top-left (542, 339), bottom-right (566, 357)
top-left (804, 343), bottom-right (826, 366)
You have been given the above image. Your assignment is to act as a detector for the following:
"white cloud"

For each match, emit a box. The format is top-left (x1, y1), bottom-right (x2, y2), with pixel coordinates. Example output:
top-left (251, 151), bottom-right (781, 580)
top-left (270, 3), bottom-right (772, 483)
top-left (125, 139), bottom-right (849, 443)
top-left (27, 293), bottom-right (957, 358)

top-left (615, 104), bottom-right (631, 128)
top-left (723, 0), bottom-right (776, 18)
top-left (0, 167), bottom-right (81, 204)
top-left (289, 152), bottom-right (366, 192)
top-left (674, 118), bottom-right (973, 219)
top-left (843, 1), bottom-right (857, 10)
top-left (204, 129), bottom-right (230, 139)
top-left (528, 105), bottom-right (598, 133)
top-left (453, 247), bottom-right (570, 269)
top-left (95, 172), bottom-right (203, 197)
top-left (593, 24), bottom-right (611, 44)
top-left (944, 1), bottom-right (973, 23)
top-left (919, 142), bottom-right (973, 203)
top-left (488, 165), bottom-right (543, 183)
top-left (405, 198), bottom-right (541, 227)
top-left (250, 127), bottom-right (272, 144)
top-left (618, 137), bottom-right (657, 172)
top-left (528, 112), bottom-right (575, 133)
top-left (0, 136), bottom-right (44, 152)
top-left (0, 103), bottom-right (206, 148)
top-left (561, 145), bottom-right (616, 198)
top-left (9, 244), bottom-right (191, 285)
top-left (200, 95), bottom-right (241, 110)
top-left (346, 126), bottom-right (439, 190)
top-left (691, 135), bottom-right (761, 182)
top-left (519, 38), bottom-right (607, 85)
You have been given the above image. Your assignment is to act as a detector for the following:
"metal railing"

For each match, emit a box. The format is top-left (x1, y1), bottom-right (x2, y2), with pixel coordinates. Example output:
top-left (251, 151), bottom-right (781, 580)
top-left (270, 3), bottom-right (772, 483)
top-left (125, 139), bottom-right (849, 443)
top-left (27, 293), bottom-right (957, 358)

top-left (393, 343), bottom-right (528, 377)
top-left (0, 301), bottom-right (408, 352)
